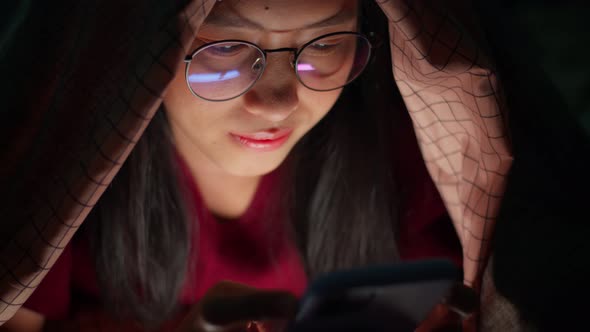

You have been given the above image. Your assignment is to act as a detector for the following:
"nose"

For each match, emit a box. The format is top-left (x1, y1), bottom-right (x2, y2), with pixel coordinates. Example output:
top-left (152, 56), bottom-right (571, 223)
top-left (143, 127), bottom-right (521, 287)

top-left (242, 54), bottom-right (299, 123)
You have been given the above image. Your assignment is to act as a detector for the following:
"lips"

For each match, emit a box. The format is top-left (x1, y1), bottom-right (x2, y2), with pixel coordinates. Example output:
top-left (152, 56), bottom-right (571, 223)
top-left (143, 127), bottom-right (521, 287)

top-left (230, 128), bottom-right (293, 152)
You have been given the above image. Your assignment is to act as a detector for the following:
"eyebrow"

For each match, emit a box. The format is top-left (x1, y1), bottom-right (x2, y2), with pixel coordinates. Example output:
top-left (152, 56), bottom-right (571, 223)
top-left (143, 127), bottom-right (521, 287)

top-left (203, 6), bottom-right (356, 31)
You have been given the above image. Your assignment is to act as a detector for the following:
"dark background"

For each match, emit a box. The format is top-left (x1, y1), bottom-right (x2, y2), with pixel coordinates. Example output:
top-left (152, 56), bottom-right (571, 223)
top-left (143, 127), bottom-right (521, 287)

top-left (483, 0), bottom-right (590, 134)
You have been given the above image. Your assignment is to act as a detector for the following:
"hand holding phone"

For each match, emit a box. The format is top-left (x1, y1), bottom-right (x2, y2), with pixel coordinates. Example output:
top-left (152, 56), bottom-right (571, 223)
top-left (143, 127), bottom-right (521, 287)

top-left (184, 260), bottom-right (476, 332)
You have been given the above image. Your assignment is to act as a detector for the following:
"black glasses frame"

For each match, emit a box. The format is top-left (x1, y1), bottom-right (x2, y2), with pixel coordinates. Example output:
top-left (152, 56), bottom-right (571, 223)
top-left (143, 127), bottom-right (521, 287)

top-left (184, 31), bottom-right (373, 102)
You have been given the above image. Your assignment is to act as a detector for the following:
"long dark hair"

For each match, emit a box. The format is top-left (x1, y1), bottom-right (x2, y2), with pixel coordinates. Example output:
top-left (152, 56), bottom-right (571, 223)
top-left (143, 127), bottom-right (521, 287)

top-left (86, 0), bottom-right (403, 325)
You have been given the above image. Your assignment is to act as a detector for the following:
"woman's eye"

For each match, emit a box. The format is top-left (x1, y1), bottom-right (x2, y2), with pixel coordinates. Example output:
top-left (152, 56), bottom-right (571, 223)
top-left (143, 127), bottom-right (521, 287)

top-left (310, 42), bottom-right (338, 51)
top-left (207, 44), bottom-right (246, 56)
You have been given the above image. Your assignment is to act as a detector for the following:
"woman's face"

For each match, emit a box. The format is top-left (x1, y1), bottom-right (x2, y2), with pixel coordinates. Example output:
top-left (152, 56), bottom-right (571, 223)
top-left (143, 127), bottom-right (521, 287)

top-left (164, 0), bottom-right (358, 177)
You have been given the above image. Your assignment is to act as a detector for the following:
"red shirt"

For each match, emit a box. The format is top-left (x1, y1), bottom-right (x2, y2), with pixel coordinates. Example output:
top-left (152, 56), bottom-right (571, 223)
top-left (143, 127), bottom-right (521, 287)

top-left (24, 114), bottom-right (462, 323)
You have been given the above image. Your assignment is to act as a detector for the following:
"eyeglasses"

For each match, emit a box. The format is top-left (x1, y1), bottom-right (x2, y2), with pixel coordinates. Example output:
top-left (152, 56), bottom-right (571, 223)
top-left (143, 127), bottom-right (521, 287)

top-left (184, 31), bottom-right (373, 102)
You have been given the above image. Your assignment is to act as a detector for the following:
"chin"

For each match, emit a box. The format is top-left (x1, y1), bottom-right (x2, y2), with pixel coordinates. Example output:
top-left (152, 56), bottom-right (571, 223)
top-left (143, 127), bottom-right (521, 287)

top-left (222, 156), bottom-right (286, 178)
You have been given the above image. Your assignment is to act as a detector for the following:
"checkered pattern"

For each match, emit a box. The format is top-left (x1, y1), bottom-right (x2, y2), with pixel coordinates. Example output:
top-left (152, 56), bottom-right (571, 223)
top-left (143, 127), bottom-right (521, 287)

top-left (0, 0), bottom-right (216, 323)
top-left (0, 0), bottom-right (512, 325)
top-left (377, 0), bottom-right (512, 288)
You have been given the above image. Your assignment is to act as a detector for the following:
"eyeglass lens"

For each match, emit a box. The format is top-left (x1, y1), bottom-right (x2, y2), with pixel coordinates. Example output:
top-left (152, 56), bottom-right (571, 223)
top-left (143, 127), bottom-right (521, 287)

top-left (186, 33), bottom-right (371, 101)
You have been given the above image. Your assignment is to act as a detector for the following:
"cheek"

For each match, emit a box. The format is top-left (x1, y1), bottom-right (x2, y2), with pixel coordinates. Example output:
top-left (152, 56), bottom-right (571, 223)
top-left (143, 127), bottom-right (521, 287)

top-left (168, 105), bottom-right (232, 148)
top-left (164, 71), bottom-right (232, 145)
top-left (299, 88), bottom-right (342, 124)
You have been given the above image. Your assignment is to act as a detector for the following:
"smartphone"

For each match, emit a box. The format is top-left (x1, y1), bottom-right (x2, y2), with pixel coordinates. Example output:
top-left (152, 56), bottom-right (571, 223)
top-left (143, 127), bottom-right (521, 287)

top-left (292, 259), bottom-right (460, 332)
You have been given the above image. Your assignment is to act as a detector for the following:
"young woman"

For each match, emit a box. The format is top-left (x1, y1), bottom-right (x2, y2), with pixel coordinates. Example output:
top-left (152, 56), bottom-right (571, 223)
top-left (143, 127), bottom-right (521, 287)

top-left (0, 0), bottom-right (521, 331)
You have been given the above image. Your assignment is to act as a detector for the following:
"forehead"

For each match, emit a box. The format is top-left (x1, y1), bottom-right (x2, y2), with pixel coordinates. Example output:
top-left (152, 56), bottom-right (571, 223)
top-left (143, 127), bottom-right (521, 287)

top-left (205, 0), bottom-right (358, 32)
